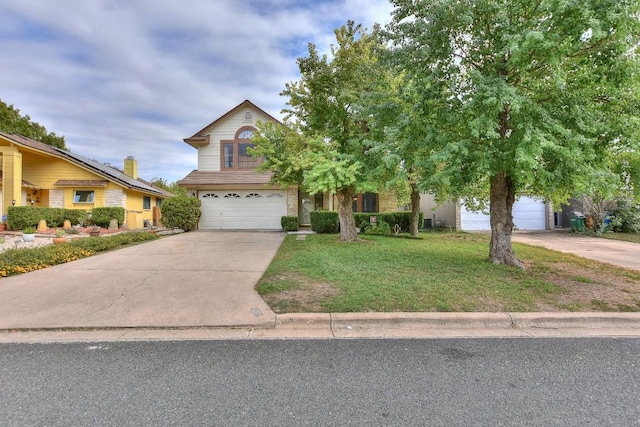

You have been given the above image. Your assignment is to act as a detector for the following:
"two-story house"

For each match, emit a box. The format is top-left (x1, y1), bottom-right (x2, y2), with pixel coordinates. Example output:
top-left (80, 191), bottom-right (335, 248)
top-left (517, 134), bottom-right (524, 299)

top-left (177, 100), bottom-right (397, 230)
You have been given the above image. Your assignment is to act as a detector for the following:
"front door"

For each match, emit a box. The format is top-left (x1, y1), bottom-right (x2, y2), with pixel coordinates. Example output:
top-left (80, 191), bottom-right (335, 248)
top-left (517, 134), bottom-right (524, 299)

top-left (299, 191), bottom-right (323, 225)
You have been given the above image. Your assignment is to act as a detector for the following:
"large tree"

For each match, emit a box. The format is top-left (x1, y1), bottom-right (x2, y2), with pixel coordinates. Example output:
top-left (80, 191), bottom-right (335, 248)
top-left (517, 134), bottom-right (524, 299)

top-left (253, 22), bottom-right (391, 241)
top-left (387, 0), bottom-right (640, 268)
top-left (0, 99), bottom-right (66, 149)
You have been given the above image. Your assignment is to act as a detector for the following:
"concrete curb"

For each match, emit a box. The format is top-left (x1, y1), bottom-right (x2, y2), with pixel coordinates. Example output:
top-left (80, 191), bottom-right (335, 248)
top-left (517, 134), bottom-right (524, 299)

top-left (2, 312), bottom-right (640, 343)
top-left (267, 312), bottom-right (640, 339)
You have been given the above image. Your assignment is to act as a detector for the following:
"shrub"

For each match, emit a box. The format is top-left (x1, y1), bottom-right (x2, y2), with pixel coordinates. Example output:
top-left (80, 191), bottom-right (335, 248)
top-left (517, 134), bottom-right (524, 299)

top-left (91, 207), bottom-right (125, 228)
top-left (364, 220), bottom-right (391, 236)
top-left (354, 211), bottom-right (424, 234)
top-left (310, 211), bottom-right (339, 234)
top-left (7, 206), bottom-right (87, 230)
top-left (609, 200), bottom-right (640, 233)
top-left (281, 216), bottom-right (299, 231)
top-left (160, 196), bottom-right (201, 231)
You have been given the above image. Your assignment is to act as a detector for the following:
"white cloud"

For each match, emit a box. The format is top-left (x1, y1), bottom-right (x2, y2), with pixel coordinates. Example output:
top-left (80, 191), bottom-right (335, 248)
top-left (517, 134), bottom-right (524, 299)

top-left (0, 0), bottom-right (394, 181)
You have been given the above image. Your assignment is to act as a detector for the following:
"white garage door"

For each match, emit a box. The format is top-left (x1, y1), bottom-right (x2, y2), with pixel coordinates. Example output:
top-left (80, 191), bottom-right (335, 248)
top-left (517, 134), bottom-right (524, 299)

top-left (199, 190), bottom-right (287, 230)
top-left (460, 196), bottom-right (546, 231)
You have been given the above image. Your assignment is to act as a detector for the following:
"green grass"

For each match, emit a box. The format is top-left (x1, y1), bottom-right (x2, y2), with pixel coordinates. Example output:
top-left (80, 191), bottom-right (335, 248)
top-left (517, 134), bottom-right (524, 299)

top-left (595, 232), bottom-right (640, 244)
top-left (256, 232), bottom-right (640, 313)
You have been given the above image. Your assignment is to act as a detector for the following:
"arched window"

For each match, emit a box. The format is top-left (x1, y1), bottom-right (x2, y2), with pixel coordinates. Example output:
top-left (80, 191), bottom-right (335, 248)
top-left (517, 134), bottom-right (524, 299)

top-left (221, 127), bottom-right (261, 169)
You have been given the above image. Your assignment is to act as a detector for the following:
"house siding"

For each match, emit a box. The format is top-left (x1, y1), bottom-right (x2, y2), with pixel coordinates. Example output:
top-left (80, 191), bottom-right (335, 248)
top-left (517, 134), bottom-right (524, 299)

top-left (197, 107), bottom-right (275, 172)
top-left (22, 152), bottom-right (98, 188)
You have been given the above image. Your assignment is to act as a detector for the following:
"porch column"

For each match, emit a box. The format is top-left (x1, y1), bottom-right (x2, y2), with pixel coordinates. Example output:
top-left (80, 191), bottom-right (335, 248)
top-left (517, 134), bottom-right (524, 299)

top-left (1, 149), bottom-right (23, 216)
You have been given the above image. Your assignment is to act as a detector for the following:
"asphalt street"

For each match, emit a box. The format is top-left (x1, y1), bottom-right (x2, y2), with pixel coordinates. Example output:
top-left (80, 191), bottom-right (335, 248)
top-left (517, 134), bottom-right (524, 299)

top-left (1, 338), bottom-right (639, 426)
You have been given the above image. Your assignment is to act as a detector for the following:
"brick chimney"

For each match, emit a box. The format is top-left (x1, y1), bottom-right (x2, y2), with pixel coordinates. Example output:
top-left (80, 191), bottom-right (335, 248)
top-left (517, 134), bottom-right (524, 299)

top-left (124, 156), bottom-right (138, 179)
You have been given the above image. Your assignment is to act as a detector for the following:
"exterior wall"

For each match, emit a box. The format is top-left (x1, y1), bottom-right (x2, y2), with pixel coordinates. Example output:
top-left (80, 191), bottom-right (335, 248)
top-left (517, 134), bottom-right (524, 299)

top-left (104, 189), bottom-right (125, 207)
top-left (286, 187), bottom-right (298, 217)
top-left (198, 106), bottom-right (275, 172)
top-left (49, 189), bottom-right (64, 208)
top-left (546, 201), bottom-right (555, 230)
top-left (124, 189), bottom-right (152, 229)
top-left (378, 191), bottom-right (398, 212)
top-left (419, 194), bottom-right (458, 228)
top-left (22, 152), bottom-right (98, 189)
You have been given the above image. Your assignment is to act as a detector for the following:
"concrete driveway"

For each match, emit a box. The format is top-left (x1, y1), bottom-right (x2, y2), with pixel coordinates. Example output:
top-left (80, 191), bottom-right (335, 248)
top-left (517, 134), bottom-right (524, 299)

top-left (0, 231), bottom-right (285, 330)
top-left (512, 231), bottom-right (640, 271)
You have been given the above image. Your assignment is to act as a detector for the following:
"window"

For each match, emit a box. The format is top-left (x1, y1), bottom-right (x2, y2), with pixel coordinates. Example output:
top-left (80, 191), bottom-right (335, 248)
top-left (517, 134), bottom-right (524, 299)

top-left (74, 190), bottom-right (94, 204)
top-left (352, 192), bottom-right (377, 213)
top-left (238, 143), bottom-right (259, 168)
top-left (220, 127), bottom-right (263, 169)
top-left (223, 143), bottom-right (234, 168)
top-left (143, 196), bottom-right (151, 210)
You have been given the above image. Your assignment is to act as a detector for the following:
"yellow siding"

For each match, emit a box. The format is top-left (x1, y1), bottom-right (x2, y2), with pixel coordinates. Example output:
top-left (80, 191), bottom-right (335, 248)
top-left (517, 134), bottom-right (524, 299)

top-left (124, 190), bottom-right (153, 229)
top-left (22, 152), bottom-right (100, 188)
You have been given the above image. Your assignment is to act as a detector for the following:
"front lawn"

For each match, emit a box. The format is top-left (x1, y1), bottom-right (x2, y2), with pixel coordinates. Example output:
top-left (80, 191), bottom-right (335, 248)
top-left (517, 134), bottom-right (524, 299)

top-left (256, 233), bottom-right (640, 313)
top-left (595, 232), bottom-right (640, 244)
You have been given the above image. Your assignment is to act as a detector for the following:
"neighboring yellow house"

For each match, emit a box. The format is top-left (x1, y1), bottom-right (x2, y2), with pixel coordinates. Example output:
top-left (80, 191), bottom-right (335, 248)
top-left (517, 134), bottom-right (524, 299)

top-left (0, 132), bottom-right (172, 229)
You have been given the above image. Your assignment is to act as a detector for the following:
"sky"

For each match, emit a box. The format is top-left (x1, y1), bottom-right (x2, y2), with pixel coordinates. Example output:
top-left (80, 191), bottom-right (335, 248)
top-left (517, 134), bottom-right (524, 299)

top-left (0, 0), bottom-right (395, 183)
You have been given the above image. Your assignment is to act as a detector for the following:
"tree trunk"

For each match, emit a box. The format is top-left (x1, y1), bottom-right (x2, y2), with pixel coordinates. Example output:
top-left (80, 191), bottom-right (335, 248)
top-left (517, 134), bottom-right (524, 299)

top-left (410, 183), bottom-right (421, 237)
top-left (335, 186), bottom-right (358, 242)
top-left (489, 172), bottom-right (524, 269)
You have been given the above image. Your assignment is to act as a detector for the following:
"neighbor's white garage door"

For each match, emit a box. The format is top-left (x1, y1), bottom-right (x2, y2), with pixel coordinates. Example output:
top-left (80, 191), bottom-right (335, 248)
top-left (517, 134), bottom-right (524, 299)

top-left (460, 196), bottom-right (546, 231)
top-left (198, 190), bottom-right (287, 230)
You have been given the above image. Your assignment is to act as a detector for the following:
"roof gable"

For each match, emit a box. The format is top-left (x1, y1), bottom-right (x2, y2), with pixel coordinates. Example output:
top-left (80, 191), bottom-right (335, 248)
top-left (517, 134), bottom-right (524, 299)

top-left (186, 100), bottom-right (281, 139)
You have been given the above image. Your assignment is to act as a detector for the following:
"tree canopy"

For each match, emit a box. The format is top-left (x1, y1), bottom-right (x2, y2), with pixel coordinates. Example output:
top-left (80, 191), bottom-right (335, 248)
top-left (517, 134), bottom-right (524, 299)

top-left (0, 99), bottom-right (66, 149)
top-left (252, 21), bottom-right (393, 241)
top-left (385, 0), bottom-right (640, 267)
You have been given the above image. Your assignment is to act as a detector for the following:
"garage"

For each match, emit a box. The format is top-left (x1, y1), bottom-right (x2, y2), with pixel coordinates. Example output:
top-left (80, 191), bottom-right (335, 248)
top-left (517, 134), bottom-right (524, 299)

top-left (460, 196), bottom-right (547, 231)
top-left (198, 190), bottom-right (287, 230)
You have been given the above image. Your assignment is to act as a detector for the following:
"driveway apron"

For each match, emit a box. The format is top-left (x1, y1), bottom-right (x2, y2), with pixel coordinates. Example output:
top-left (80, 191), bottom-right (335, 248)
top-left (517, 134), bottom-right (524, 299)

top-left (512, 231), bottom-right (640, 271)
top-left (0, 231), bottom-right (285, 330)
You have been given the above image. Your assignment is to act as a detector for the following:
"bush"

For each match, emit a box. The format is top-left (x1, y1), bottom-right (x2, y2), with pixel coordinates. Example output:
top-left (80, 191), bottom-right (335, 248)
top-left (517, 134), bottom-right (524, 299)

top-left (0, 231), bottom-right (158, 277)
top-left (7, 206), bottom-right (87, 230)
top-left (354, 211), bottom-right (424, 234)
top-left (609, 200), bottom-right (640, 233)
top-left (310, 211), bottom-right (339, 234)
top-left (281, 216), bottom-right (299, 231)
top-left (364, 220), bottom-right (391, 236)
top-left (160, 196), bottom-right (201, 231)
top-left (91, 207), bottom-right (125, 228)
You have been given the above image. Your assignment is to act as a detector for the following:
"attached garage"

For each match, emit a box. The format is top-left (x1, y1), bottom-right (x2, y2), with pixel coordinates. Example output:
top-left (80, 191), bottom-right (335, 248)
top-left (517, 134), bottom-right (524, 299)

top-left (198, 189), bottom-right (287, 230)
top-left (460, 196), bottom-right (548, 231)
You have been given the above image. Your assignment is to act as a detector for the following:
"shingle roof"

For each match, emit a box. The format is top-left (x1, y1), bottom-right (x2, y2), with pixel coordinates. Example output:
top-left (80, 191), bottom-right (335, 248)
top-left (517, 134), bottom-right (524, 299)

top-left (0, 132), bottom-right (172, 198)
top-left (177, 170), bottom-right (274, 186)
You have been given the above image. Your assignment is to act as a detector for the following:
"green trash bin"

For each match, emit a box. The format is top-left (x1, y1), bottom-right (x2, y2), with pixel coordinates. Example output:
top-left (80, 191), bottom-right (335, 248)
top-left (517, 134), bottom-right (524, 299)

top-left (570, 212), bottom-right (585, 232)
